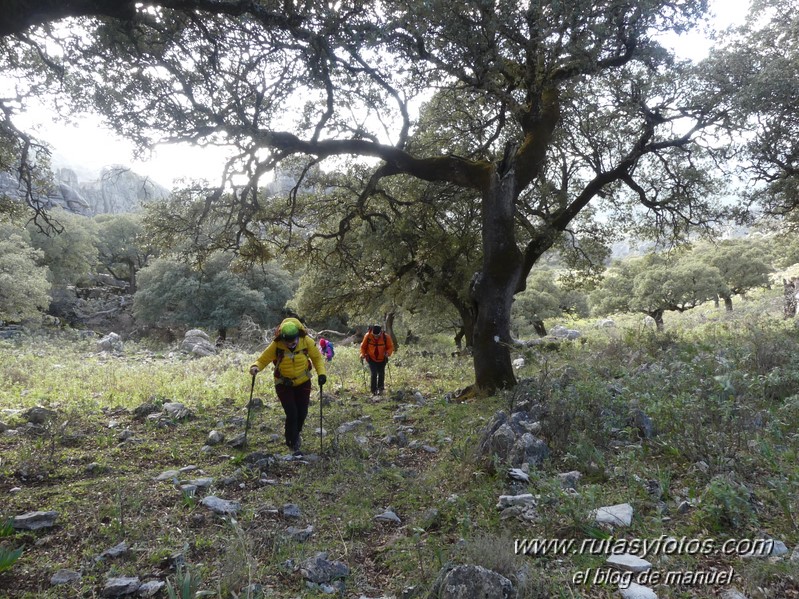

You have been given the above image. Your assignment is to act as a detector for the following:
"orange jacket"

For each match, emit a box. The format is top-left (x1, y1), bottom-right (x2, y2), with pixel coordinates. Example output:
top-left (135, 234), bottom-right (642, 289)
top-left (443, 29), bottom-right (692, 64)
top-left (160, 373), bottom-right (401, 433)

top-left (360, 330), bottom-right (394, 363)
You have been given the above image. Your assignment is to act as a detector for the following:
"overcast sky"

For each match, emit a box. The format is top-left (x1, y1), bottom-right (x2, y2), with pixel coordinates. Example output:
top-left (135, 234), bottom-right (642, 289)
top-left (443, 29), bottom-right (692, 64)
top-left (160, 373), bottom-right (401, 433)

top-left (11, 0), bottom-right (751, 190)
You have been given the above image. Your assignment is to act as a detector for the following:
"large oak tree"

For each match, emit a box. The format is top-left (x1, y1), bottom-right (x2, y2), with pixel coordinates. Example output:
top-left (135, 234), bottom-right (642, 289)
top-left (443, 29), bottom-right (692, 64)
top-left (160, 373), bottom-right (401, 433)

top-left (2, 0), bottom-right (737, 392)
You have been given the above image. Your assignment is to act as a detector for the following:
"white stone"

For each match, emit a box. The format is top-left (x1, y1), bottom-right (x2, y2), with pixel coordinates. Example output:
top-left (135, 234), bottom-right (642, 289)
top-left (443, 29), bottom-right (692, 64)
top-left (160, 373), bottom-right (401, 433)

top-left (606, 553), bottom-right (652, 572)
top-left (497, 494), bottom-right (536, 509)
top-left (593, 503), bottom-right (633, 527)
top-left (620, 583), bottom-right (658, 599)
top-left (508, 468), bottom-right (529, 482)
top-left (200, 496), bottom-right (241, 515)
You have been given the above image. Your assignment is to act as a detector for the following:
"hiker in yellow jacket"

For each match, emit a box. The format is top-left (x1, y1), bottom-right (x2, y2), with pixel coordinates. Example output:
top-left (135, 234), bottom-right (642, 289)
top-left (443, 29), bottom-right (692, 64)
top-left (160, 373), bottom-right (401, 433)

top-left (250, 317), bottom-right (326, 455)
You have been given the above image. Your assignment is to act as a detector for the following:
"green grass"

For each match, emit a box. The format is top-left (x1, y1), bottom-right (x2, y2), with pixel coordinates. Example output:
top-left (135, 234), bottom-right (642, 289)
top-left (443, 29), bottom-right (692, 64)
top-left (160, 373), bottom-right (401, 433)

top-left (1, 292), bottom-right (799, 597)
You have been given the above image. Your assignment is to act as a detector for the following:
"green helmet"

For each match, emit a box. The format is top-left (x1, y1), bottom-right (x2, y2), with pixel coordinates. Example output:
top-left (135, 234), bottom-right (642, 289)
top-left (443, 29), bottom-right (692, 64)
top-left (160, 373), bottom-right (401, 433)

top-left (281, 322), bottom-right (300, 338)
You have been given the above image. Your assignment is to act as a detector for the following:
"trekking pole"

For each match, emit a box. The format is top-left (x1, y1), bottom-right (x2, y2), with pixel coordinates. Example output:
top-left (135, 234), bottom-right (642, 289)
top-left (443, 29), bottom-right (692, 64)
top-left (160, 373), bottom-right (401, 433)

top-left (319, 380), bottom-right (324, 456)
top-left (244, 372), bottom-right (256, 448)
top-left (361, 359), bottom-right (367, 392)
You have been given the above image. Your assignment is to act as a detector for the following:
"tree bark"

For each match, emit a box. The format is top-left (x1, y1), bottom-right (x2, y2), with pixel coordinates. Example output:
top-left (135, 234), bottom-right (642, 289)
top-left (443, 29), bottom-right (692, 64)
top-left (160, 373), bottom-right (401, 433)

top-left (471, 273), bottom-right (520, 390)
top-left (470, 157), bottom-right (523, 391)
top-left (722, 295), bottom-right (733, 312)
top-left (532, 319), bottom-right (547, 337)
top-left (454, 302), bottom-right (476, 349)
top-left (652, 309), bottom-right (665, 331)
top-left (784, 278), bottom-right (798, 319)
top-left (126, 258), bottom-right (137, 294)
top-left (454, 326), bottom-right (465, 350)
top-left (384, 311), bottom-right (397, 349)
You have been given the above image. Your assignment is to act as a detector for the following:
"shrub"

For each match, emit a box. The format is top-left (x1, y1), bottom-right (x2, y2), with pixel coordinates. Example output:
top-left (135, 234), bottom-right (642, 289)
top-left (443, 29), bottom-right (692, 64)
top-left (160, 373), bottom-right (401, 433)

top-left (695, 477), bottom-right (756, 533)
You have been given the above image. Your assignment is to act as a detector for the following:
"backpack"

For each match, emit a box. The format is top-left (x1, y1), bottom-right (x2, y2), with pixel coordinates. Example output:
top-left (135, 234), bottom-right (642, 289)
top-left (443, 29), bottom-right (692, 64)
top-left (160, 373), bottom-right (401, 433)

top-left (323, 340), bottom-right (335, 361)
top-left (366, 332), bottom-right (387, 362)
top-left (273, 340), bottom-right (312, 384)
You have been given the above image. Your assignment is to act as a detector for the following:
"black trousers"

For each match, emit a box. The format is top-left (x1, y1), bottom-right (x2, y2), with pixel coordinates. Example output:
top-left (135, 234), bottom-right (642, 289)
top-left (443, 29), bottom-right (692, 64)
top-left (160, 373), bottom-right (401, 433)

top-left (367, 360), bottom-right (387, 394)
top-left (276, 380), bottom-right (311, 447)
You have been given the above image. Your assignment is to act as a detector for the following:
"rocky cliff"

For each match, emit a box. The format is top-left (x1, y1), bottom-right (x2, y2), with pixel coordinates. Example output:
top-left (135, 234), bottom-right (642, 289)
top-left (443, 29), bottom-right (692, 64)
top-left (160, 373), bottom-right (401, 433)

top-left (0, 166), bottom-right (169, 215)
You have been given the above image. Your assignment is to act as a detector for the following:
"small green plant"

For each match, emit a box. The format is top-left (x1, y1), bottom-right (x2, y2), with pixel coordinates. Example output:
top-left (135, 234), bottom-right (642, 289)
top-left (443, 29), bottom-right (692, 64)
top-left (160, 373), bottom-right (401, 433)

top-left (0, 518), bottom-right (14, 537)
top-left (166, 565), bottom-right (201, 599)
top-left (0, 545), bottom-right (23, 574)
top-left (180, 488), bottom-right (197, 510)
top-left (695, 477), bottom-right (756, 532)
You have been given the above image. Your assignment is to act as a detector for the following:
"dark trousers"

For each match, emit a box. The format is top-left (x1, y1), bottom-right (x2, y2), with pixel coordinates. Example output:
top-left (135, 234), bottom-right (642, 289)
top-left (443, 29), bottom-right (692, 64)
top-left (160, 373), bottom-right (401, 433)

top-left (275, 380), bottom-right (311, 447)
top-left (367, 360), bottom-right (387, 394)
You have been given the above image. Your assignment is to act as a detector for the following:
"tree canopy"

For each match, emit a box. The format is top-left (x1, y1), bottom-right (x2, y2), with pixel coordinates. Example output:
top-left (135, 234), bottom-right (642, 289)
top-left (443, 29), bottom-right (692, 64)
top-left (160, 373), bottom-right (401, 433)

top-left (590, 252), bottom-right (727, 329)
top-left (699, 239), bottom-right (773, 310)
top-left (93, 212), bottom-right (156, 293)
top-left (0, 222), bottom-right (51, 322)
top-left (26, 208), bottom-right (98, 286)
top-left (705, 0), bottom-right (799, 221)
top-left (3, 0), bottom-right (792, 391)
top-left (134, 253), bottom-right (295, 338)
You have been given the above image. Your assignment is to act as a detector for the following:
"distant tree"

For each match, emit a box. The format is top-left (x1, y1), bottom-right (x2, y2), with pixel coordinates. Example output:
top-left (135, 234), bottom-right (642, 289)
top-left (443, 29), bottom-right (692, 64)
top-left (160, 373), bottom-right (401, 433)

top-left (94, 212), bottom-right (156, 293)
top-left (134, 253), bottom-right (295, 340)
top-left (697, 240), bottom-right (773, 311)
top-left (26, 209), bottom-right (97, 286)
top-left (512, 269), bottom-right (589, 337)
top-left (763, 232), bottom-right (799, 270)
top-left (591, 253), bottom-right (726, 330)
top-left (0, 223), bottom-right (51, 322)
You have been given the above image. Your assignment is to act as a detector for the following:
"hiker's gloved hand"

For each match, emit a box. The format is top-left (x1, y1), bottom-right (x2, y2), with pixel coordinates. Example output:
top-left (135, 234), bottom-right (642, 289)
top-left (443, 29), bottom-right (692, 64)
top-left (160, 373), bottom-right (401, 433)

top-left (318, 374), bottom-right (327, 386)
top-left (249, 366), bottom-right (259, 376)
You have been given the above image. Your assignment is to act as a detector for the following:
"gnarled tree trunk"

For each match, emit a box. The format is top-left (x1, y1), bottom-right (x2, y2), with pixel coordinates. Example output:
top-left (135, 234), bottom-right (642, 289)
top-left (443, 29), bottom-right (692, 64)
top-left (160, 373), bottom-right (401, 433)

top-left (454, 303), bottom-right (476, 350)
top-left (784, 278), bottom-right (798, 319)
top-left (721, 294), bottom-right (733, 312)
top-left (470, 160), bottom-right (523, 392)
top-left (383, 311), bottom-right (398, 349)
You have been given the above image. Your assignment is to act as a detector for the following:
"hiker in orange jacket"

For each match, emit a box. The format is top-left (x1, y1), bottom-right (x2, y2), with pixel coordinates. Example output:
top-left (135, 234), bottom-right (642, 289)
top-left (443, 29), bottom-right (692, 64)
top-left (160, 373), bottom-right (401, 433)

top-left (359, 324), bottom-right (394, 395)
top-left (250, 317), bottom-right (326, 455)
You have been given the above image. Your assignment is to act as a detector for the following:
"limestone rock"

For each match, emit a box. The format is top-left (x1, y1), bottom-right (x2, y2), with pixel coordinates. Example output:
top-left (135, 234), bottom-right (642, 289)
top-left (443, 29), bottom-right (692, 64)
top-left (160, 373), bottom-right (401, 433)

top-left (181, 329), bottom-right (216, 357)
top-left (593, 503), bottom-right (633, 527)
top-left (51, 569), bottom-right (82, 585)
top-left (200, 496), bottom-right (241, 515)
top-left (299, 552), bottom-right (350, 584)
top-left (100, 576), bottom-right (140, 597)
top-left (427, 564), bottom-right (515, 599)
top-left (606, 554), bottom-right (652, 572)
top-left (97, 332), bottom-right (123, 353)
top-left (620, 583), bottom-right (658, 599)
top-left (13, 510), bottom-right (59, 531)
top-left (375, 510), bottom-right (402, 524)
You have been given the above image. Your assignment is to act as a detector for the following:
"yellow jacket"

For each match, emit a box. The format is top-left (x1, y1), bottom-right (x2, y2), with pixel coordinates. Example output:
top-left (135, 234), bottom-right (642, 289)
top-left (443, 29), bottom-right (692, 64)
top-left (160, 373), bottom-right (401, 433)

top-left (251, 321), bottom-right (326, 386)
